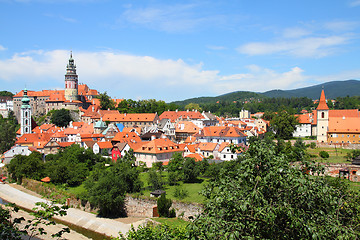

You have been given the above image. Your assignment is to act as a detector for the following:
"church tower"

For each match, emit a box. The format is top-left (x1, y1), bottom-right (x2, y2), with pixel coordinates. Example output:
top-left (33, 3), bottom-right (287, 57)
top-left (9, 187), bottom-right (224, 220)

top-left (20, 88), bottom-right (32, 135)
top-left (316, 89), bottom-right (329, 142)
top-left (64, 52), bottom-right (79, 101)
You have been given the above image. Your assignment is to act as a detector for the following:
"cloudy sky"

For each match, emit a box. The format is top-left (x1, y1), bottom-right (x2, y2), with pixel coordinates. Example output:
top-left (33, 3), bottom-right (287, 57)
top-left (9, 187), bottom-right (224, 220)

top-left (1, 0), bottom-right (360, 102)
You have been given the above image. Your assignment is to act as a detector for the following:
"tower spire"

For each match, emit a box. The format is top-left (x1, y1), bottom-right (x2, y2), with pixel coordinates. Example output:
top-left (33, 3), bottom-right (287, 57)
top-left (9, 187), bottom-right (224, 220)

top-left (316, 89), bottom-right (329, 110)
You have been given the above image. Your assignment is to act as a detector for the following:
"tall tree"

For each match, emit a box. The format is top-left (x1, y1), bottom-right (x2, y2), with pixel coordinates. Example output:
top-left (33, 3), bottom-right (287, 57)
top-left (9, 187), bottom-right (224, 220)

top-left (270, 109), bottom-right (299, 139)
top-left (98, 92), bottom-right (115, 110)
top-left (50, 109), bottom-right (72, 127)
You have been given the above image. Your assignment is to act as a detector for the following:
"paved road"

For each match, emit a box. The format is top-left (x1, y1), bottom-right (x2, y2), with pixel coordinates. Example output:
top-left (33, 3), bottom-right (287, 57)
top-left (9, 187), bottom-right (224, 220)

top-left (0, 183), bottom-right (146, 239)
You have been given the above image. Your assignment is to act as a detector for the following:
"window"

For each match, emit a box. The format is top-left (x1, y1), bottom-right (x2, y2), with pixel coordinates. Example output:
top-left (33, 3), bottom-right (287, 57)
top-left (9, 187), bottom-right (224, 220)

top-left (321, 112), bottom-right (325, 118)
top-left (223, 155), bottom-right (226, 159)
top-left (347, 135), bottom-right (350, 138)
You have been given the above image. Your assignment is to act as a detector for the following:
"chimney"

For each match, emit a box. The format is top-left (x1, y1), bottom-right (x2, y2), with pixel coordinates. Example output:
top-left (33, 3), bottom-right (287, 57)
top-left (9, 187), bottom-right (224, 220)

top-left (176, 109), bottom-right (178, 112)
top-left (92, 106), bottom-right (94, 112)
top-left (151, 135), bottom-right (156, 141)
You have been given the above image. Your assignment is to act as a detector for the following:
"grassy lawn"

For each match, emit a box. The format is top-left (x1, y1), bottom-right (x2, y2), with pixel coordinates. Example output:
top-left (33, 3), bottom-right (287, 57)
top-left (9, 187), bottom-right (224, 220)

top-left (67, 183), bottom-right (87, 197)
top-left (139, 171), bottom-right (206, 204)
top-left (307, 147), bottom-right (353, 164)
top-left (152, 217), bottom-right (189, 228)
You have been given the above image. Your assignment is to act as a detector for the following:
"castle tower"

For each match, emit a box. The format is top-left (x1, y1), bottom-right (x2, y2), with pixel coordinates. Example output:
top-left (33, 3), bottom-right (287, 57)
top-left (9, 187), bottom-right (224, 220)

top-left (20, 88), bottom-right (32, 135)
top-left (64, 52), bottom-right (79, 101)
top-left (316, 89), bottom-right (329, 142)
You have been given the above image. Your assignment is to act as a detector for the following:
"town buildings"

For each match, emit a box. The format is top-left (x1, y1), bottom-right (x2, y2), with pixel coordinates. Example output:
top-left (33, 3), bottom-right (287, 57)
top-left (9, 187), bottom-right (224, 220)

top-left (13, 53), bottom-right (98, 121)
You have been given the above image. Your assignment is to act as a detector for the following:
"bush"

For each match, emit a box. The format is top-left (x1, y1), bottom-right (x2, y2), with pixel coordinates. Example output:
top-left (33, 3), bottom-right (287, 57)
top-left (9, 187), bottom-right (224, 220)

top-left (319, 151), bottom-right (329, 159)
top-left (157, 194), bottom-right (172, 217)
top-left (168, 172), bottom-right (178, 186)
top-left (169, 208), bottom-right (176, 218)
top-left (173, 185), bottom-right (189, 200)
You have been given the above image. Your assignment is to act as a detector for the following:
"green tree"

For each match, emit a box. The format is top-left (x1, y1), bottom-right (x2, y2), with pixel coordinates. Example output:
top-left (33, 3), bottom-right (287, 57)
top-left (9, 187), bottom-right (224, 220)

top-left (157, 194), bottom-right (172, 217)
top-left (0, 112), bottom-right (17, 154)
top-left (50, 109), bottom-right (72, 127)
top-left (85, 160), bottom-right (142, 217)
top-left (0, 202), bottom-right (69, 240)
top-left (271, 109), bottom-right (299, 139)
top-left (184, 103), bottom-right (202, 112)
top-left (98, 91), bottom-right (116, 110)
top-left (8, 151), bottom-right (45, 183)
top-left (147, 169), bottom-right (164, 191)
top-left (191, 139), bottom-right (360, 239)
top-left (182, 157), bottom-right (199, 183)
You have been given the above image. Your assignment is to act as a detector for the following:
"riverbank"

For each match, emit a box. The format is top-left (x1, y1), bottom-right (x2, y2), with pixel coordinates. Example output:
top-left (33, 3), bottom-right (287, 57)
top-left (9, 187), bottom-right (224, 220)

top-left (0, 183), bottom-right (148, 239)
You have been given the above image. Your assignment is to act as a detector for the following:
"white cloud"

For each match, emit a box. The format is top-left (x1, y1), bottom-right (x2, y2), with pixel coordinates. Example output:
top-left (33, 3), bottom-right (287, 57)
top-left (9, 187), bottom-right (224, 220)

top-left (0, 49), bottom-right (219, 101)
top-left (206, 45), bottom-right (227, 50)
top-left (282, 27), bottom-right (311, 39)
top-left (1, 49), bottom-right (356, 101)
top-left (215, 66), bottom-right (307, 94)
top-left (324, 20), bottom-right (358, 32)
top-left (350, 0), bottom-right (360, 7)
top-left (237, 36), bottom-right (349, 58)
top-left (118, 4), bottom-right (229, 33)
top-left (0, 45), bottom-right (6, 51)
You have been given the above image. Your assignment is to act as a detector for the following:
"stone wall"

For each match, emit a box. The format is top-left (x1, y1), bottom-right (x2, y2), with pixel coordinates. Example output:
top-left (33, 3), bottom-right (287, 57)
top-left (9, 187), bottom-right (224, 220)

top-left (125, 196), bottom-right (203, 220)
top-left (20, 179), bottom-right (202, 219)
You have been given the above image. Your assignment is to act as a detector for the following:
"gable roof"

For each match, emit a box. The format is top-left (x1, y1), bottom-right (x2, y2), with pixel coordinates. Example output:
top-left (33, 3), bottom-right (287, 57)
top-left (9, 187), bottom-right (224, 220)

top-left (133, 138), bottom-right (182, 154)
top-left (195, 126), bottom-right (247, 138)
top-left (160, 110), bottom-right (204, 122)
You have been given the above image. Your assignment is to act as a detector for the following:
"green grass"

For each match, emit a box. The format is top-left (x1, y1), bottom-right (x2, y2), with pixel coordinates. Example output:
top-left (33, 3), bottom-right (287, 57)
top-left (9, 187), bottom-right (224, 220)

top-left (138, 171), bottom-right (206, 204)
top-left (67, 183), bottom-right (87, 197)
top-left (152, 217), bottom-right (189, 228)
top-left (307, 147), bottom-right (353, 164)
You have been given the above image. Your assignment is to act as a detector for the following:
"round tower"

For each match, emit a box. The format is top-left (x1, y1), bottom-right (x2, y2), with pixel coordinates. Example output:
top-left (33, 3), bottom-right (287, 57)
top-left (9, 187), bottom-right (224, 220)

top-left (64, 51), bottom-right (79, 101)
top-left (20, 88), bottom-right (32, 135)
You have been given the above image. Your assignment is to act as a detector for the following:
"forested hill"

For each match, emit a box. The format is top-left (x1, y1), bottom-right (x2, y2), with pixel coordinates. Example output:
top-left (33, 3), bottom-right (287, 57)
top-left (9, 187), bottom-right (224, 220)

top-left (171, 91), bottom-right (264, 106)
top-left (172, 80), bottom-right (360, 106)
top-left (263, 80), bottom-right (360, 99)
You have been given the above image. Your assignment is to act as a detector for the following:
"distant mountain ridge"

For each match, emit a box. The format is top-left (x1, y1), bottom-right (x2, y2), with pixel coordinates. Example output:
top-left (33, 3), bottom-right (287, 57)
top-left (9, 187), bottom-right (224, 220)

top-left (172, 80), bottom-right (360, 105)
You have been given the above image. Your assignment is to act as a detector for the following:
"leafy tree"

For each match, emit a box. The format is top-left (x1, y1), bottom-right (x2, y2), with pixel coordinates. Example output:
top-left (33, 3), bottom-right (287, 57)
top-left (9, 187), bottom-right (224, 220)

top-left (147, 169), bottom-right (164, 191)
top-left (190, 139), bottom-right (360, 239)
top-left (50, 109), bottom-right (72, 127)
top-left (98, 92), bottom-right (116, 110)
top-left (120, 223), bottom-right (189, 240)
top-left (173, 185), bottom-right (189, 200)
top-left (157, 194), bottom-right (172, 217)
top-left (7, 151), bottom-right (45, 183)
top-left (0, 202), bottom-right (69, 240)
top-left (182, 157), bottom-right (199, 183)
top-left (44, 145), bottom-right (104, 186)
top-left (85, 160), bottom-right (142, 217)
top-left (0, 112), bottom-right (17, 154)
top-left (184, 103), bottom-right (202, 112)
top-left (270, 109), bottom-right (299, 139)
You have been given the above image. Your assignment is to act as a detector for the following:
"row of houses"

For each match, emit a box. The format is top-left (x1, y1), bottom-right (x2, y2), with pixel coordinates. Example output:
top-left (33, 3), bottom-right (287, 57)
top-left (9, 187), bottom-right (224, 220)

top-left (3, 108), bottom-right (266, 167)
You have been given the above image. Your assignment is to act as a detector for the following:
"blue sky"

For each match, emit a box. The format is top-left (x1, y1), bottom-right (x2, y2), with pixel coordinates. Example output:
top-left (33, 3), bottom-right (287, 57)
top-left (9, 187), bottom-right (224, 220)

top-left (1, 0), bottom-right (360, 102)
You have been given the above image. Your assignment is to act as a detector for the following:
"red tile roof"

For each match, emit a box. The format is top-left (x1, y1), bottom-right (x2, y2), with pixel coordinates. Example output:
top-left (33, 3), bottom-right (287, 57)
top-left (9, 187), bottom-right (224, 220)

top-left (159, 110), bottom-right (204, 122)
top-left (316, 89), bottom-right (329, 110)
top-left (133, 138), bottom-right (182, 154)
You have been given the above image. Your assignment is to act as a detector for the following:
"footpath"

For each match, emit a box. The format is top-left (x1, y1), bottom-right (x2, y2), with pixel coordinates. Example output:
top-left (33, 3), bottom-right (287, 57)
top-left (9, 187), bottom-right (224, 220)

top-left (0, 183), bottom-right (148, 239)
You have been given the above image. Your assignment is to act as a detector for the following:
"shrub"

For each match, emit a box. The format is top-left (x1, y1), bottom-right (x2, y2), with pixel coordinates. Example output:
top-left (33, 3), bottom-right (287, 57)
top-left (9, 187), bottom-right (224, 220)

top-left (169, 208), bottom-right (176, 218)
top-left (309, 142), bottom-right (316, 149)
top-left (173, 185), bottom-right (189, 200)
top-left (319, 151), bottom-right (329, 159)
top-left (157, 194), bottom-right (172, 217)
